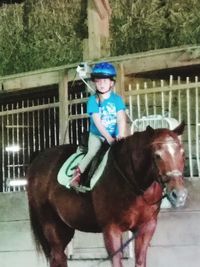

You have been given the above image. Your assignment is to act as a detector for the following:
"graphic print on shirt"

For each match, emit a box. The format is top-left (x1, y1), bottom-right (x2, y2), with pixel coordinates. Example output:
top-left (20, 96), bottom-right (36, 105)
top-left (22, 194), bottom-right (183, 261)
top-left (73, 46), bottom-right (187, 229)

top-left (99, 102), bottom-right (117, 135)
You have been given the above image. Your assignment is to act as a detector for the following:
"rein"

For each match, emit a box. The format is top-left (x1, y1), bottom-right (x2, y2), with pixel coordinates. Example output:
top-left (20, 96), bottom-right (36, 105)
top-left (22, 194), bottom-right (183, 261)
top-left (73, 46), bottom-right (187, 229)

top-left (110, 149), bottom-right (144, 195)
top-left (110, 149), bottom-right (166, 205)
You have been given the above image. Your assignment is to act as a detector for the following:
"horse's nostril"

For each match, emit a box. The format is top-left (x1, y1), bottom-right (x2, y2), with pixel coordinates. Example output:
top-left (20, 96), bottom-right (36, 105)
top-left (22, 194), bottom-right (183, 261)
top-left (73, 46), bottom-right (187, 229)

top-left (171, 190), bottom-right (177, 199)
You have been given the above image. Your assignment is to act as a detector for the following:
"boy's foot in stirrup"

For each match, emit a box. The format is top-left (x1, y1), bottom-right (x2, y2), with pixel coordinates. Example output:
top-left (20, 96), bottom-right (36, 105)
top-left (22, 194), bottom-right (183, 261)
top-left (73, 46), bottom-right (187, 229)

top-left (70, 167), bottom-right (81, 189)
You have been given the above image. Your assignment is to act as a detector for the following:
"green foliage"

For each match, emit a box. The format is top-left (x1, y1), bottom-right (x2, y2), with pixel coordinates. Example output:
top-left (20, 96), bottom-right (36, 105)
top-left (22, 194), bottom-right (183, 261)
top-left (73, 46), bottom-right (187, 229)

top-left (110, 0), bottom-right (200, 55)
top-left (0, 0), bottom-right (87, 76)
top-left (1, 0), bottom-right (200, 76)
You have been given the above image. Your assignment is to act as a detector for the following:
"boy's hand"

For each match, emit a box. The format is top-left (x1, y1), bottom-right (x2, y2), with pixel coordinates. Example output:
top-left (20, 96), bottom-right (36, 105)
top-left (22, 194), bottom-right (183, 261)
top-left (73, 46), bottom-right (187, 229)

top-left (116, 135), bottom-right (124, 142)
top-left (106, 136), bottom-right (115, 145)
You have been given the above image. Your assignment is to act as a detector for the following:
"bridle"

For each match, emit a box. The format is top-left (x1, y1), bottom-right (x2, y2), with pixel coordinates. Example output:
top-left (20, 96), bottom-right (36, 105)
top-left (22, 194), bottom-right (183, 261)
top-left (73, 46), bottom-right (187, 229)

top-left (110, 138), bottom-right (183, 205)
top-left (110, 149), bottom-right (166, 205)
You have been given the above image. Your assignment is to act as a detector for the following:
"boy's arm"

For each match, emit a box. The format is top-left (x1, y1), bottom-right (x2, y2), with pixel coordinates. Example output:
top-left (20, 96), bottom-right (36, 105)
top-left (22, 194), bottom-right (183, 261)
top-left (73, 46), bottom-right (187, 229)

top-left (117, 110), bottom-right (127, 138)
top-left (92, 113), bottom-right (115, 144)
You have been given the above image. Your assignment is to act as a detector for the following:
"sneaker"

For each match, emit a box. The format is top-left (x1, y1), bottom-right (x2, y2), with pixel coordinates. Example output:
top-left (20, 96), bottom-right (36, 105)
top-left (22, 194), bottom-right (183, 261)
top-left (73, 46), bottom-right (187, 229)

top-left (70, 167), bottom-right (81, 188)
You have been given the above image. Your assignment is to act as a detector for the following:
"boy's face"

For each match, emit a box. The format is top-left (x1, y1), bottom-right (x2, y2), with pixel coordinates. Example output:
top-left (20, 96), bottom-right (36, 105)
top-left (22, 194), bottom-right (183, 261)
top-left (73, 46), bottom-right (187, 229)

top-left (94, 78), bottom-right (114, 94)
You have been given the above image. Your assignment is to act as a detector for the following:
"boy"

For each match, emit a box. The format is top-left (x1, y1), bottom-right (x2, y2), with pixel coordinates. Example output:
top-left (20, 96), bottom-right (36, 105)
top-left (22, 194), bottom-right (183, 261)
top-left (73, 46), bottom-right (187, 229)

top-left (70, 62), bottom-right (126, 188)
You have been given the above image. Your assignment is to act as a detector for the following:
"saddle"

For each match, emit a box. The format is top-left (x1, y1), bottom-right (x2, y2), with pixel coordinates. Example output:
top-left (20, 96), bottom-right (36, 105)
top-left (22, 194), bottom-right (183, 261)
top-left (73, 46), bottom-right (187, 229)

top-left (57, 132), bottom-right (110, 192)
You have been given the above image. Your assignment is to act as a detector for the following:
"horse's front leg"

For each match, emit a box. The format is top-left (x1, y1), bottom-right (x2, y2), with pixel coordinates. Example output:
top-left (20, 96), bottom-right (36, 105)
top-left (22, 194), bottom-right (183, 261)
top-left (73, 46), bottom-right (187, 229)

top-left (134, 219), bottom-right (157, 267)
top-left (103, 225), bottom-right (123, 267)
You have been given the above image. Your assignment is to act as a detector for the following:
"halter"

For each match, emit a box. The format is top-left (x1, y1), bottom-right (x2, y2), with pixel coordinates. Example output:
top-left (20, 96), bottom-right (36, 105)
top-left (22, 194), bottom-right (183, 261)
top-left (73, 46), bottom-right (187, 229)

top-left (110, 149), bottom-right (166, 205)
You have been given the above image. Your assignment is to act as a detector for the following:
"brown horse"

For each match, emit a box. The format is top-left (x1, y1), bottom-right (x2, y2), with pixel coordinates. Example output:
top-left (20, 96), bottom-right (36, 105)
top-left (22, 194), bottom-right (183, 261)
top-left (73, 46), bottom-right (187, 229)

top-left (26, 122), bottom-right (187, 267)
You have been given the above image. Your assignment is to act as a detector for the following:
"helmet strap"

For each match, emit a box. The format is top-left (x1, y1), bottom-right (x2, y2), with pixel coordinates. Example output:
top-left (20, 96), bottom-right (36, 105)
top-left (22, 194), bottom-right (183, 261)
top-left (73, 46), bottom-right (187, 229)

top-left (96, 88), bottom-right (111, 95)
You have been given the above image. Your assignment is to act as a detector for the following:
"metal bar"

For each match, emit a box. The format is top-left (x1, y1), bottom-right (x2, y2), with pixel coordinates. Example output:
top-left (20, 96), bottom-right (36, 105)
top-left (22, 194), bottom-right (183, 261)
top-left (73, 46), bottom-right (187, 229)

top-left (11, 103), bottom-right (16, 191)
top-left (6, 105), bottom-right (11, 192)
top-left (48, 97), bottom-right (51, 147)
top-left (53, 96), bottom-right (58, 146)
top-left (195, 76), bottom-right (200, 176)
top-left (177, 76), bottom-right (182, 122)
top-left (168, 75), bottom-right (173, 117)
top-left (16, 102), bottom-right (21, 190)
top-left (136, 83), bottom-right (141, 119)
top-left (80, 92), bottom-right (84, 134)
top-left (1, 105), bottom-right (5, 191)
top-left (32, 100), bottom-right (36, 152)
top-left (161, 80), bottom-right (165, 127)
top-left (27, 99), bottom-right (31, 161)
top-left (152, 81), bottom-right (157, 115)
top-left (43, 97), bottom-right (46, 148)
top-left (152, 81), bottom-right (157, 129)
top-left (68, 114), bottom-right (88, 121)
top-left (21, 100), bottom-right (26, 178)
top-left (186, 77), bottom-right (193, 177)
top-left (128, 84), bottom-right (133, 121)
top-left (124, 81), bottom-right (200, 96)
top-left (37, 99), bottom-right (41, 150)
top-left (0, 102), bottom-right (59, 116)
top-left (75, 93), bottom-right (79, 144)
top-left (144, 82), bottom-right (149, 116)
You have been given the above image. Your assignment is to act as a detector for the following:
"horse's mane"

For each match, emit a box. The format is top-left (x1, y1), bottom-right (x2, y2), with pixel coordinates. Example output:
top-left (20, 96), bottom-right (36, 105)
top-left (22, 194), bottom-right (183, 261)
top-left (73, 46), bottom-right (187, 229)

top-left (109, 129), bottom-right (157, 193)
top-left (111, 129), bottom-right (153, 159)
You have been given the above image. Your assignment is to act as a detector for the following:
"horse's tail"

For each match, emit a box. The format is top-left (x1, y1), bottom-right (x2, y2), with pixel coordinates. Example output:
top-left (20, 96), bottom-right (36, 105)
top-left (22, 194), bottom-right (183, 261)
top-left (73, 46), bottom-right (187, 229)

top-left (28, 200), bottom-right (51, 261)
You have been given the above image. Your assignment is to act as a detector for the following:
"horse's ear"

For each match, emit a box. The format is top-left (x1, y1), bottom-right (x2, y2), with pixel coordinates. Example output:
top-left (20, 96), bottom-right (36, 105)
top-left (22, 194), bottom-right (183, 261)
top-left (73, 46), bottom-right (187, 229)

top-left (146, 125), bottom-right (154, 135)
top-left (173, 121), bottom-right (185, 136)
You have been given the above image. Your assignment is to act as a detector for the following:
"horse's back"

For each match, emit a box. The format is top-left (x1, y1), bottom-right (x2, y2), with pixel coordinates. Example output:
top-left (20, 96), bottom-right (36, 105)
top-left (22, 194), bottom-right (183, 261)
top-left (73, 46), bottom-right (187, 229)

top-left (27, 144), bottom-right (76, 177)
top-left (26, 144), bottom-right (77, 202)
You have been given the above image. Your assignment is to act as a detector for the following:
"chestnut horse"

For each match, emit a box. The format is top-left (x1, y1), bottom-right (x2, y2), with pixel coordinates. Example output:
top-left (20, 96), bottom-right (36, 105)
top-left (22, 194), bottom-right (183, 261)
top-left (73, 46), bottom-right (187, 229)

top-left (26, 122), bottom-right (187, 267)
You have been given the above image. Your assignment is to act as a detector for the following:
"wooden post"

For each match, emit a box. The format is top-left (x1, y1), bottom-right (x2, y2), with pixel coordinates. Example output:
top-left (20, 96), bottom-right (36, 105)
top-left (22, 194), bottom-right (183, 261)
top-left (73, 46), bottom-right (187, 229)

top-left (58, 70), bottom-right (69, 144)
top-left (116, 63), bottom-right (125, 97)
top-left (83, 0), bottom-right (111, 60)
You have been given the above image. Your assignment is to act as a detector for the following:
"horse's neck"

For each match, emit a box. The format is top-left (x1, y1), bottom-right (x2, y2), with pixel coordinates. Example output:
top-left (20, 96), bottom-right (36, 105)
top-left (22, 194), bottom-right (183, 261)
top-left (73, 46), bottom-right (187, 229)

top-left (111, 134), bottom-right (157, 191)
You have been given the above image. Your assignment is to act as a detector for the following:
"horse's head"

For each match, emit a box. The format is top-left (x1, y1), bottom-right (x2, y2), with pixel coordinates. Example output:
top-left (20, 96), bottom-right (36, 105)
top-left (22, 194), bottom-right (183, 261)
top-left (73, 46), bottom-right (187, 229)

top-left (148, 121), bottom-right (187, 207)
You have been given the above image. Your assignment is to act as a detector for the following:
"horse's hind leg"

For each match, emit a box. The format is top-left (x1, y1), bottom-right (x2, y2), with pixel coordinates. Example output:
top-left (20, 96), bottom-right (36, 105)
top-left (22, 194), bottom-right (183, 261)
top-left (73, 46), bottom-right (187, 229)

top-left (43, 221), bottom-right (74, 267)
top-left (42, 209), bottom-right (75, 267)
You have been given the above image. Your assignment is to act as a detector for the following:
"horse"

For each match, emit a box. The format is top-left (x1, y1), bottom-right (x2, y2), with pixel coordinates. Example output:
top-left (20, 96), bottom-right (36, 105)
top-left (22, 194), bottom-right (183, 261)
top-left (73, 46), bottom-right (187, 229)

top-left (26, 122), bottom-right (187, 267)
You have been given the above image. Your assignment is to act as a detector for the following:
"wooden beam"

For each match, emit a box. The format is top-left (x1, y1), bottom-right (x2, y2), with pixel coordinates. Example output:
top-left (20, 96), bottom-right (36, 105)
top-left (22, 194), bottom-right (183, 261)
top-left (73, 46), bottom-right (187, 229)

top-left (92, 0), bottom-right (111, 19)
top-left (1, 71), bottom-right (59, 91)
top-left (1, 45), bottom-right (200, 93)
top-left (58, 70), bottom-right (69, 144)
top-left (84, 0), bottom-right (111, 60)
top-left (121, 47), bottom-right (200, 75)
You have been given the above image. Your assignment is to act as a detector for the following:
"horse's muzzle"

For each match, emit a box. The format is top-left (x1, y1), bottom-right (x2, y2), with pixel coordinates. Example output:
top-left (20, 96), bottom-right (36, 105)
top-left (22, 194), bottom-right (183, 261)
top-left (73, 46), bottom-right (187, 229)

top-left (167, 187), bottom-right (188, 207)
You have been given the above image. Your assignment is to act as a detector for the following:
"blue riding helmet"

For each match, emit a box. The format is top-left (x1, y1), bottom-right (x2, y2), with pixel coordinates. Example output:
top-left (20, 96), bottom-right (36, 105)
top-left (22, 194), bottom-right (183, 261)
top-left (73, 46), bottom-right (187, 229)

top-left (91, 62), bottom-right (117, 81)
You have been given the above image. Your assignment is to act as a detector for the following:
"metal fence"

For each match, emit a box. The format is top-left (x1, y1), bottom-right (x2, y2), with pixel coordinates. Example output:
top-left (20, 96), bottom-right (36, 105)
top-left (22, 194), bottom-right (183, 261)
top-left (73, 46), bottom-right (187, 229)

top-left (66, 76), bottom-right (200, 178)
top-left (124, 75), bottom-right (200, 178)
top-left (0, 87), bottom-right (59, 192)
top-left (0, 76), bottom-right (199, 192)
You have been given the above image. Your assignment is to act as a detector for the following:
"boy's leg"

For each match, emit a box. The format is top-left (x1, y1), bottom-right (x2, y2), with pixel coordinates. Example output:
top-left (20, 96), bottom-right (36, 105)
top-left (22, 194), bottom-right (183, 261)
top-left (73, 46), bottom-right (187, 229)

top-left (70, 133), bottom-right (102, 187)
top-left (79, 133), bottom-right (102, 173)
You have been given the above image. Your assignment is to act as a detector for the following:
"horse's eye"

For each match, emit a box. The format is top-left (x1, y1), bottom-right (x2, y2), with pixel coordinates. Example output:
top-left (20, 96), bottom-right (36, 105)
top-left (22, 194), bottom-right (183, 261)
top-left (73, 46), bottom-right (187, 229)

top-left (154, 154), bottom-right (161, 161)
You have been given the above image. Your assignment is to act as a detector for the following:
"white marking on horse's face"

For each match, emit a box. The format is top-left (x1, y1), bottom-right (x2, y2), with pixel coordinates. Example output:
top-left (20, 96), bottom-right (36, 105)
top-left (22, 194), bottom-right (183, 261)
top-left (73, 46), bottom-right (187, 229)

top-left (165, 142), bottom-right (176, 158)
top-left (155, 137), bottom-right (177, 158)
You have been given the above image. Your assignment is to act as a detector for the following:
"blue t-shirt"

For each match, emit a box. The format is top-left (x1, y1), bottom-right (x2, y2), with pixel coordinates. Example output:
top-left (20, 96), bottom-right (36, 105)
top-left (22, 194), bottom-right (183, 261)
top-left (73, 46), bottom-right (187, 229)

top-left (87, 92), bottom-right (126, 138)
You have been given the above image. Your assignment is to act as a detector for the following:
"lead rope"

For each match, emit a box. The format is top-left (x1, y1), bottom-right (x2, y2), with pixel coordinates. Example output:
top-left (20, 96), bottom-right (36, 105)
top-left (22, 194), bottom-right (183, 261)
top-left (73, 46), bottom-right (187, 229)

top-left (88, 231), bottom-right (137, 267)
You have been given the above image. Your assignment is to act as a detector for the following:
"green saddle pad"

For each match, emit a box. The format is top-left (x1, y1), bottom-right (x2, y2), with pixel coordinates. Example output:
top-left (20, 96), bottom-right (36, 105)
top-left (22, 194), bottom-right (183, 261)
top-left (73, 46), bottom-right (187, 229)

top-left (57, 149), bottom-right (110, 192)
